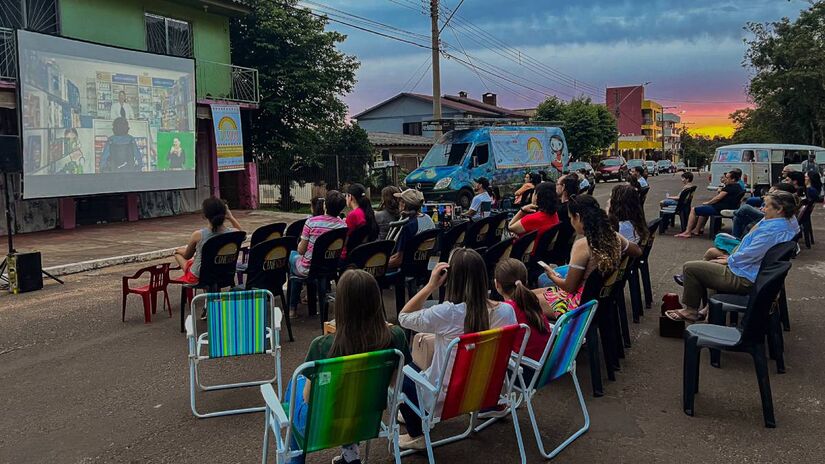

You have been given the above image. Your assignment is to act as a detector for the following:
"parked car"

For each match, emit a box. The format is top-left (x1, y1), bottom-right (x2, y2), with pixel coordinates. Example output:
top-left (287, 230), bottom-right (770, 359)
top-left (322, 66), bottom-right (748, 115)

top-left (676, 162), bottom-right (687, 171)
top-left (596, 156), bottom-right (628, 182)
top-left (656, 159), bottom-right (674, 174)
top-left (645, 160), bottom-right (658, 176)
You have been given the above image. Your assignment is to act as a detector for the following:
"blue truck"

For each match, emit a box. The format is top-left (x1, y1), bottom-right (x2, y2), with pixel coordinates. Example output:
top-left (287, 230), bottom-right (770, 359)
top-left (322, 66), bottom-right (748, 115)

top-left (404, 126), bottom-right (569, 209)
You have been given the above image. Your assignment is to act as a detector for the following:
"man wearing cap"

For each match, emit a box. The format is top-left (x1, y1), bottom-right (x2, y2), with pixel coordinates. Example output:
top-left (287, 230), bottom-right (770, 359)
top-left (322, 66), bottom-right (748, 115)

top-left (388, 188), bottom-right (436, 269)
top-left (465, 177), bottom-right (493, 219)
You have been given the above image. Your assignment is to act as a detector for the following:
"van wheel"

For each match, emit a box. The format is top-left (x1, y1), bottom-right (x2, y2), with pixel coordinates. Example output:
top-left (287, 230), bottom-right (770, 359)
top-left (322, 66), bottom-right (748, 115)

top-left (457, 190), bottom-right (472, 210)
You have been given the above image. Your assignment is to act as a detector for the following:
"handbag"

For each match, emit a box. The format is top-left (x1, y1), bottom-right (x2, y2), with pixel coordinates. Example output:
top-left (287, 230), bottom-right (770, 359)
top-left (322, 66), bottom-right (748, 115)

top-left (411, 332), bottom-right (436, 370)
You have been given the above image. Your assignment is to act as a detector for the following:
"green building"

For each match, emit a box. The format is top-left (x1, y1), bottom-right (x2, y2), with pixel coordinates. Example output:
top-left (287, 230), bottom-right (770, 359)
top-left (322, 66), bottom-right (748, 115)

top-left (0, 0), bottom-right (259, 233)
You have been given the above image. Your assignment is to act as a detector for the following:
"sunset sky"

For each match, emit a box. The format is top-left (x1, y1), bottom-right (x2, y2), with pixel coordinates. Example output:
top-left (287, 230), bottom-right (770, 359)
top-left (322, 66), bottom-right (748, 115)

top-left (314, 0), bottom-right (807, 137)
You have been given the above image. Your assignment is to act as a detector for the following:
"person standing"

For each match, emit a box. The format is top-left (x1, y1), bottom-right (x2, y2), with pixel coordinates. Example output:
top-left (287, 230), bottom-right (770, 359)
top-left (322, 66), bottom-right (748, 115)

top-left (109, 90), bottom-right (135, 120)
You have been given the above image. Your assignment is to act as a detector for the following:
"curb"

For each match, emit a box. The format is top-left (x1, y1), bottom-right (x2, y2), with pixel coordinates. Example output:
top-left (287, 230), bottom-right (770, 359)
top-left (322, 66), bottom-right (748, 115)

top-left (44, 248), bottom-right (178, 277)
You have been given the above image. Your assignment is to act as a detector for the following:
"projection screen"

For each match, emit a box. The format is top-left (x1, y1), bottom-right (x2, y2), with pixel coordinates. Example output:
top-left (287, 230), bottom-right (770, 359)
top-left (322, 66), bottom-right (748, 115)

top-left (17, 30), bottom-right (197, 199)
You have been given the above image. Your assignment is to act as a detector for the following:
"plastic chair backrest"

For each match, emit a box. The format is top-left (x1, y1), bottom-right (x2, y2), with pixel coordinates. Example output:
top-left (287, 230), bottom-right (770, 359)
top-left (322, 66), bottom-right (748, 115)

top-left (401, 228), bottom-right (441, 275)
top-left (299, 349), bottom-right (403, 453)
top-left (307, 227), bottom-right (348, 278)
top-left (480, 201), bottom-right (492, 215)
top-left (580, 270), bottom-right (607, 304)
top-left (484, 238), bottom-right (514, 279)
top-left (510, 230), bottom-right (538, 264)
top-left (535, 300), bottom-right (598, 387)
top-left (285, 218), bottom-right (307, 238)
top-left (198, 231), bottom-right (246, 289)
top-left (520, 189), bottom-right (534, 205)
top-left (739, 261), bottom-right (792, 345)
top-left (205, 289), bottom-right (270, 358)
top-left (246, 237), bottom-right (297, 292)
top-left (250, 223), bottom-right (287, 248)
top-left (439, 221), bottom-right (470, 262)
top-left (345, 240), bottom-right (395, 278)
top-left (149, 263), bottom-right (168, 292)
top-left (548, 222), bottom-right (576, 263)
top-left (797, 202), bottom-right (814, 224)
top-left (761, 241), bottom-right (797, 265)
top-left (440, 324), bottom-right (523, 421)
top-left (345, 225), bottom-right (372, 256)
top-left (641, 218), bottom-right (662, 260)
top-left (465, 217), bottom-right (493, 249)
top-left (486, 212), bottom-right (509, 247)
top-left (531, 226), bottom-right (561, 264)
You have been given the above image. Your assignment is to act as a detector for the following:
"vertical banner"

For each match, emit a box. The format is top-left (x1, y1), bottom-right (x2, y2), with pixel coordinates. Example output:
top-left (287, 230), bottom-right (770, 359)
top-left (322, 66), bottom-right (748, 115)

top-left (210, 104), bottom-right (245, 172)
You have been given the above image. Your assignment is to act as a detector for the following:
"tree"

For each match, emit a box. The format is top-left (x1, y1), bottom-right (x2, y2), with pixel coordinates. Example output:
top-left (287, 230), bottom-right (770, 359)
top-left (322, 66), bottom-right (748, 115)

top-left (533, 96), bottom-right (617, 161)
top-left (230, 1), bottom-right (359, 208)
top-left (729, 108), bottom-right (782, 144)
top-left (320, 123), bottom-right (374, 187)
top-left (738, 2), bottom-right (825, 145)
top-left (680, 131), bottom-right (731, 168)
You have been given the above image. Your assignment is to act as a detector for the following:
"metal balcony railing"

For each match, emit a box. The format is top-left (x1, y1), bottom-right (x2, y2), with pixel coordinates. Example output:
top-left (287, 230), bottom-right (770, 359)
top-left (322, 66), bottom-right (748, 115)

top-left (196, 59), bottom-right (260, 105)
top-left (0, 27), bottom-right (16, 81)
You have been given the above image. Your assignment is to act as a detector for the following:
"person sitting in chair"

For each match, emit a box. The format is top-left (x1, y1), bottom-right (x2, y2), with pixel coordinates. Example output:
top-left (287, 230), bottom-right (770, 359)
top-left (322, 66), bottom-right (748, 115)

top-left (287, 190), bottom-right (347, 318)
top-left (464, 177), bottom-right (493, 219)
top-left (514, 172), bottom-right (541, 206)
top-left (508, 181), bottom-right (560, 250)
top-left (388, 188), bottom-right (435, 269)
top-left (661, 171), bottom-right (694, 207)
top-left (173, 198), bottom-right (242, 288)
top-left (666, 191), bottom-right (799, 322)
top-left (675, 170), bottom-right (744, 238)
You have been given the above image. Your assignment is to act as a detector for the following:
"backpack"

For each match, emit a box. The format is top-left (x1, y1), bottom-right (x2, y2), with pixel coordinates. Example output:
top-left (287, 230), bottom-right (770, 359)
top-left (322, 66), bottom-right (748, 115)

top-left (106, 139), bottom-right (136, 171)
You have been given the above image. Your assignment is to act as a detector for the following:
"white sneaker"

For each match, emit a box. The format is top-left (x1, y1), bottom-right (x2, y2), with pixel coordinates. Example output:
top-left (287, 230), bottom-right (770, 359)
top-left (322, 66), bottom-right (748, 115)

top-left (398, 433), bottom-right (426, 450)
top-left (396, 411), bottom-right (406, 424)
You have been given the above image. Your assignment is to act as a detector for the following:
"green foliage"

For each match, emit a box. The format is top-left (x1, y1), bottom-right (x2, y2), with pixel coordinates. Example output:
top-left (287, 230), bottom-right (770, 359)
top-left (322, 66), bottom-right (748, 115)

top-left (320, 123), bottom-right (374, 186)
top-left (229, 0), bottom-right (359, 207)
top-left (533, 96), bottom-right (617, 160)
top-left (735, 2), bottom-right (825, 145)
top-left (681, 131), bottom-right (731, 168)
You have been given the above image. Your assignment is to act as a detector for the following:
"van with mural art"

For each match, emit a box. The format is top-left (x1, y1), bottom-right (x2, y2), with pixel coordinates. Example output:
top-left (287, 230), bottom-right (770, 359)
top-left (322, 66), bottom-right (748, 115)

top-left (404, 126), bottom-right (569, 209)
top-left (708, 143), bottom-right (825, 194)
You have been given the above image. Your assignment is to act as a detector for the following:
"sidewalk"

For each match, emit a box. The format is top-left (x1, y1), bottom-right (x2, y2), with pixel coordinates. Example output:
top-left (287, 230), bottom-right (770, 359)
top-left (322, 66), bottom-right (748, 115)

top-left (9, 209), bottom-right (305, 275)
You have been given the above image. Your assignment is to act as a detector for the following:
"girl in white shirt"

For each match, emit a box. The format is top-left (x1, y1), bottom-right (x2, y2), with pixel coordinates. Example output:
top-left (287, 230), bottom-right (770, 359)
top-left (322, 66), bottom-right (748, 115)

top-left (396, 248), bottom-right (517, 450)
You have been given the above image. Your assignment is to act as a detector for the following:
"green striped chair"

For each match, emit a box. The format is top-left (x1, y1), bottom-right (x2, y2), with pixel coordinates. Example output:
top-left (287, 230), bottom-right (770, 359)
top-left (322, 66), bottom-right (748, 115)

top-left (513, 300), bottom-right (598, 459)
top-left (260, 349), bottom-right (405, 464)
top-left (186, 289), bottom-right (283, 419)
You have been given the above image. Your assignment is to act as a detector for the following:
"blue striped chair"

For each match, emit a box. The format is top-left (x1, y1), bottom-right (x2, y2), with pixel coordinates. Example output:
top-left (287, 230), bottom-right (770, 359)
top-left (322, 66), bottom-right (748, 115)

top-left (185, 289), bottom-right (282, 418)
top-left (513, 300), bottom-right (599, 459)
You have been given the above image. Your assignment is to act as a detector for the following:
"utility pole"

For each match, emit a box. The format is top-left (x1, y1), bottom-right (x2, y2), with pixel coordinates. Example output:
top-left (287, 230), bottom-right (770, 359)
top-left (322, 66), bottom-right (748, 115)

top-left (430, 0), bottom-right (442, 137)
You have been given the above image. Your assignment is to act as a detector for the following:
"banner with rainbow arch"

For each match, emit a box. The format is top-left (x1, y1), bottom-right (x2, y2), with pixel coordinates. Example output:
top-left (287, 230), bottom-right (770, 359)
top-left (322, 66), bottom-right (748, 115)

top-left (210, 104), bottom-right (245, 172)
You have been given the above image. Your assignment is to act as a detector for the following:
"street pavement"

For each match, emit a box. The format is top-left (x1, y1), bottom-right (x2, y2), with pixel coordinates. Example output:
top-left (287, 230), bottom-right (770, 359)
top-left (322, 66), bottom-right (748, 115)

top-left (2, 174), bottom-right (825, 463)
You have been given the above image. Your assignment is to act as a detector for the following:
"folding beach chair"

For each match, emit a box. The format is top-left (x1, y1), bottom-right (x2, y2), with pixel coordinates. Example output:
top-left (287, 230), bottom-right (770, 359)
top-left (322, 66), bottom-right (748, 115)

top-left (260, 349), bottom-right (406, 464)
top-left (400, 323), bottom-right (530, 464)
top-left (185, 289), bottom-right (283, 419)
top-left (513, 300), bottom-right (599, 459)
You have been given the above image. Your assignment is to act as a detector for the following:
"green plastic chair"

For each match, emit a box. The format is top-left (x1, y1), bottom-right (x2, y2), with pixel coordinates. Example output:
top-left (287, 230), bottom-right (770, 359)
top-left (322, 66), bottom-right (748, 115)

top-left (260, 349), bottom-right (405, 463)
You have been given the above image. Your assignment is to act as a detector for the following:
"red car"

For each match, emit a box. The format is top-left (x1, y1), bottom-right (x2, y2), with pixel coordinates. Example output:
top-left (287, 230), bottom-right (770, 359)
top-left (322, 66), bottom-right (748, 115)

top-left (596, 156), bottom-right (628, 182)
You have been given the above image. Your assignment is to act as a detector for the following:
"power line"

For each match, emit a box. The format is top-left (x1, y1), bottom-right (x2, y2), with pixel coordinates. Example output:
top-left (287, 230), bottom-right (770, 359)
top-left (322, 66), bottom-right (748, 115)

top-left (439, 0), bottom-right (465, 33)
top-left (447, 24), bottom-right (490, 93)
top-left (301, 1), bottom-right (431, 41)
top-left (411, 60), bottom-right (433, 91)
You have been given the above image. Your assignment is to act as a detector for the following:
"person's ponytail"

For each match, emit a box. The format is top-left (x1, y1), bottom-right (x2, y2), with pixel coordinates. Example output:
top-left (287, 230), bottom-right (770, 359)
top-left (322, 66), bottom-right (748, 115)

top-left (495, 258), bottom-right (548, 334)
top-left (202, 197), bottom-right (227, 233)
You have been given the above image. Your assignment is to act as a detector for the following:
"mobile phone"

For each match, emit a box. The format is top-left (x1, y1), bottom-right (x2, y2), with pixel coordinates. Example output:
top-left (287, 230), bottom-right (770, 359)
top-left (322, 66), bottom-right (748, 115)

top-left (538, 261), bottom-right (556, 270)
top-left (427, 256), bottom-right (438, 271)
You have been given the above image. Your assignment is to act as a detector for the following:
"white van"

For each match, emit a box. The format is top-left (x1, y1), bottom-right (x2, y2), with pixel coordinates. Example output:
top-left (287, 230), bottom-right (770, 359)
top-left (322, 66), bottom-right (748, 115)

top-left (708, 143), bottom-right (825, 193)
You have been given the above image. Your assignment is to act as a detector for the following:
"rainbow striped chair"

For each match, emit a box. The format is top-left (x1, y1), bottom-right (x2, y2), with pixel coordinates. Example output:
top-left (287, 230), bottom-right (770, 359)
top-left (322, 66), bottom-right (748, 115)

top-left (515, 300), bottom-right (598, 459)
top-left (186, 289), bottom-right (283, 419)
top-left (260, 349), bottom-right (405, 464)
top-left (400, 323), bottom-right (530, 464)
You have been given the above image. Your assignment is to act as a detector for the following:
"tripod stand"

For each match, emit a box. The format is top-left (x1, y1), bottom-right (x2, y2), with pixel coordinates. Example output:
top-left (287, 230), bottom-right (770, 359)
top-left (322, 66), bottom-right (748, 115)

top-left (0, 172), bottom-right (63, 288)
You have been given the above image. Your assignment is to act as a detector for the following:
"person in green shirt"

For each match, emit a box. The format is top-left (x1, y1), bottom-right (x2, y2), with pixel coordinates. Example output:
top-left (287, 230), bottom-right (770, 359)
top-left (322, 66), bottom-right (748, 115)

top-left (287, 269), bottom-right (410, 464)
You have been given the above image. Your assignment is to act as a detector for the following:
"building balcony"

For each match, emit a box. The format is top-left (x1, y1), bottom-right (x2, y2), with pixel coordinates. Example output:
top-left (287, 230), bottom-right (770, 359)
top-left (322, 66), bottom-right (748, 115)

top-left (196, 59), bottom-right (260, 107)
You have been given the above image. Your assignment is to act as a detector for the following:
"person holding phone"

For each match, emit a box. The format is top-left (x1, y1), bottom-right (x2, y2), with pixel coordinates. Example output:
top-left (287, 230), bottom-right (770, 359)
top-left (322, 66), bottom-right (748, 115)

top-left (532, 195), bottom-right (641, 320)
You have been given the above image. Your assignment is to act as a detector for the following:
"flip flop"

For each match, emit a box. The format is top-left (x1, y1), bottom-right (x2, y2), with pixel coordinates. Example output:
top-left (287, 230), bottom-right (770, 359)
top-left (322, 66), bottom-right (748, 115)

top-left (665, 309), bottom-right (700, 322)
top-left (675, 234), bottom-right (692, 239)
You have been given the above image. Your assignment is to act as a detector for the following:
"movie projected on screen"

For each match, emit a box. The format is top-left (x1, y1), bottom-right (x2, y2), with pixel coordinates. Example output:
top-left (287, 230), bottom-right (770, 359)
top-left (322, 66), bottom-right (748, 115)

top-left (17, 30), bottom-right (196, 199)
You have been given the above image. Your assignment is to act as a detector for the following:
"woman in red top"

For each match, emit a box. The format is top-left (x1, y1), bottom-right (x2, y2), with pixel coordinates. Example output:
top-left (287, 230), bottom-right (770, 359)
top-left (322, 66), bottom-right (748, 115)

top-left (495, 258), bottom-right (552, 383)
top-left (343, 183), bottom-right (378, 258)
top-left (508, 181), bottom-right (560, 251)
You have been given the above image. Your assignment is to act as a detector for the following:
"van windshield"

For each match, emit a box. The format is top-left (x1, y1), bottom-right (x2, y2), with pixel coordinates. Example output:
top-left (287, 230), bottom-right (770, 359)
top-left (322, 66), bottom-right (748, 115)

top-left (420, 143), bottom-right (470, 168)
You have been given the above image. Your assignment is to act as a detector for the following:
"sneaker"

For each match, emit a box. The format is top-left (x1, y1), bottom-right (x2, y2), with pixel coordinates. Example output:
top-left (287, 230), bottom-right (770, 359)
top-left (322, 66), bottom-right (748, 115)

top-left (331, 457), bottom-right (361, 464)
top-left (289, 308), bottom-right (299, 319)
top-left (673, 274), bottom-right (684, 287)
top-left (396, 411), bottom-right (406, 424)
top-left (398, 433), bottom-right (426, 450)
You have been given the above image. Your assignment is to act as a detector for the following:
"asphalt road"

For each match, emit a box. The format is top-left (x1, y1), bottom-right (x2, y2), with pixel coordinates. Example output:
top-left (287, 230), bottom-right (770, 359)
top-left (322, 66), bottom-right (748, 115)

top-left (2, 173), bottom-right (825, 463)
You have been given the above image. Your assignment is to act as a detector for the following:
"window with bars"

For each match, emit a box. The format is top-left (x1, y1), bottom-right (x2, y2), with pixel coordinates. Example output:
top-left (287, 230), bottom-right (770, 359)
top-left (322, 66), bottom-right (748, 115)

top-left (145, 13), bottom-right (193, 58)
top-left (403, 122), bottom-right (422, 136)
top-left (0, 0), bottom-right (59, 32)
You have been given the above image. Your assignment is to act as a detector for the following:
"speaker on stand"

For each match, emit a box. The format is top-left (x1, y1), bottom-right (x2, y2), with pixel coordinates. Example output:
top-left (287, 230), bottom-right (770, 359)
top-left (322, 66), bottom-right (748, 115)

top-left (0, 135), bottom-right (63, 292)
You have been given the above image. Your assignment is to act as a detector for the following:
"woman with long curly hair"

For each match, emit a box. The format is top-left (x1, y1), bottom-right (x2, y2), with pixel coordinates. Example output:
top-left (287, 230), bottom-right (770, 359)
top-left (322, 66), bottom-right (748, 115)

top-left (608, 184), bottom-right (649, 244)
top-left (533, 195), bottom-right (642, 319)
